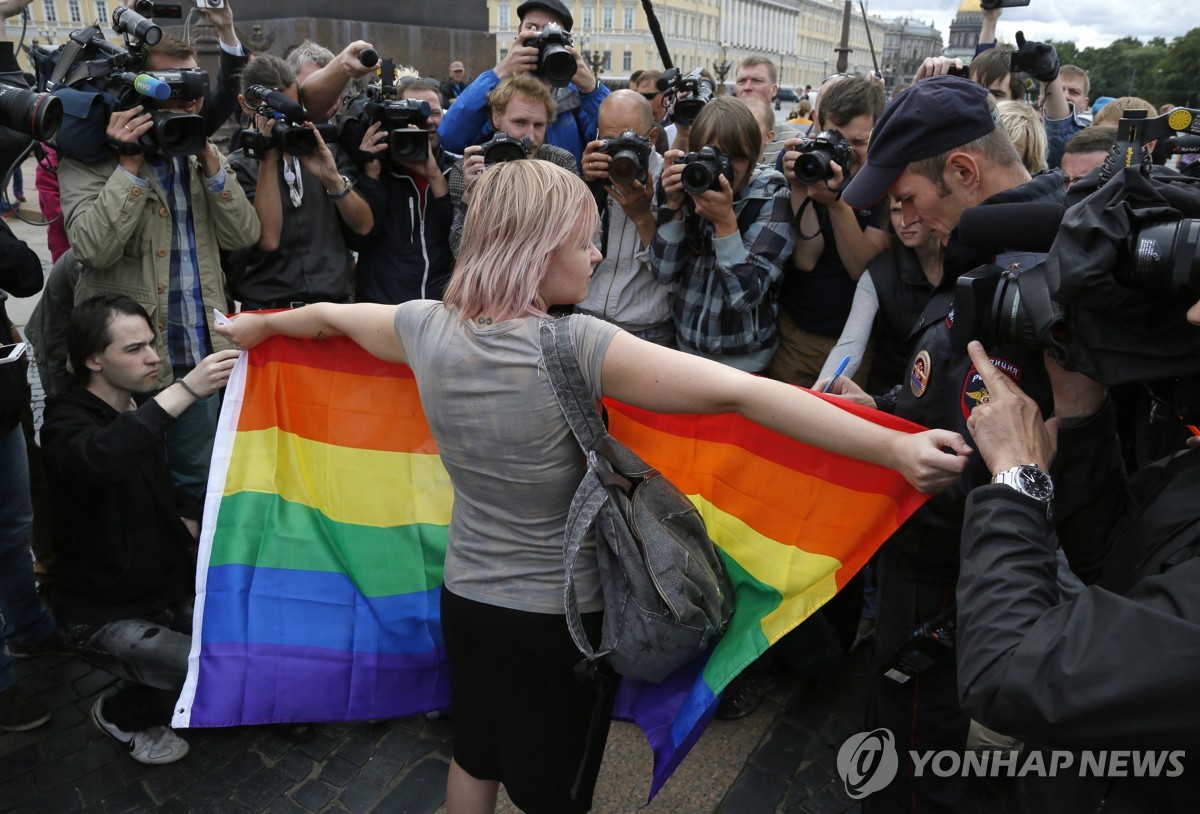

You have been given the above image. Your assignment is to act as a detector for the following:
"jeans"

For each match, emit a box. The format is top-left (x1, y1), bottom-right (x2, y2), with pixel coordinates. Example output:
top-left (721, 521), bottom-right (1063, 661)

top-left (164, 364), bottom-right (220, 507)
top-left (0, 424), bottom-right (54, 692)
top-left (63, 600), bottom-right (192, 731)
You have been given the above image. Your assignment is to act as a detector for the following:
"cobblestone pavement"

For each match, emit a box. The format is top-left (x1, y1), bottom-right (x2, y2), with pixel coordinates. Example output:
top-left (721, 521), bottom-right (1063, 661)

top-left (1, 643), bottom-right (1020, 813)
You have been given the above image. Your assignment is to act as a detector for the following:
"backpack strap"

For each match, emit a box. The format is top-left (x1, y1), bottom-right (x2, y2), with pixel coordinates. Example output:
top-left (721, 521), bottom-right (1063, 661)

top-left (538, 317), bottom-right (616, 665)
top-left (539, 317), bottom-right (607, 451)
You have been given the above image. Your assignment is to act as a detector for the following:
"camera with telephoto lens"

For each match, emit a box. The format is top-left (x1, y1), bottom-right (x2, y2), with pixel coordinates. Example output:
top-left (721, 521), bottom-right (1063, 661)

top-left (793, 129), bottom-right (852, 185)
top-left (949, 106), bottom-right (1200, 390)
top-left (480, 131), bottom-right (531, 165)
top-left (530, 22), bottom-right (575, 88)
top-left (0, 82), bottom-right (62, 143)
top-left (600, 129), bottom-right (651, 185)
top-left (656, 67), bottom-right (713, 127)
top-left (364, 97), bottom-right (431, 163)
top-left (240, 83), bottom-right (334, 159)
top-left (678, 145), bottom-right (733, 196)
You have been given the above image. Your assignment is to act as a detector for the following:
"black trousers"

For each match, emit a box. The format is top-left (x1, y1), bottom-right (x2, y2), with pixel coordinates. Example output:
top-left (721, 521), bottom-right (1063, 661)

top-left (862, 547), bottom-right (970, 814)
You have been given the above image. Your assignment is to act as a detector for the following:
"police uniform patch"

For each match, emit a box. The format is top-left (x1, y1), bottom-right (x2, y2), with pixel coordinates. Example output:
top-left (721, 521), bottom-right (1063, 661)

top-left (961, 356), bottom-right (1022, 419)
top-left (910, 350), bottom-right (931, 397)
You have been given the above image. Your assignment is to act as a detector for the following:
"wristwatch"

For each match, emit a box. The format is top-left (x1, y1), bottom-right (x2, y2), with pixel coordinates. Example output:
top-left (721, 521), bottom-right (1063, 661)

top-left (327, 175), bottom-right (355, 199)
top-left (992, 464), bottom-right (1054, 503)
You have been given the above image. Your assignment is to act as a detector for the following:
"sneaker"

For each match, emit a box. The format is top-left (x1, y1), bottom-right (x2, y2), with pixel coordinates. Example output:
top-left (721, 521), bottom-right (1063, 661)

top-left (8, 628), bottom-right (74, 659)
top-left (14, 193), bottom-right (25, 203)
top-left (0, 685), bottom-right (51, 732)
top-left (715, 672), bottom-right (774, 721)
top-left (91, 695), bottom-right (190, 764)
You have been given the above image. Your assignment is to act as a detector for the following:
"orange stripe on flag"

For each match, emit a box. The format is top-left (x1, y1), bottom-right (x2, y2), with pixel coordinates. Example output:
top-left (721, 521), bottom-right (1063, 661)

top-left (237, 360), bottom-right (438, 454)
top-left (609, 410), bottom-right (909, 565)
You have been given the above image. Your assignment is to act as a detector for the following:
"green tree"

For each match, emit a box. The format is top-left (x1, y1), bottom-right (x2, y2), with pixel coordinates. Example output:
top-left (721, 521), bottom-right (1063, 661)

top-left (1076, 36), bottom-right (1169, 104)
top-left (1152, 28), bottom-right (1200, 107)
top-left (1047, 39), bottom-right (1080, 67)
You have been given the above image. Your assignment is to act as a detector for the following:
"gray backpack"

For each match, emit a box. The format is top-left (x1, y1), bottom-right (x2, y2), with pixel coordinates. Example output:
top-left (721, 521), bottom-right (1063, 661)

top-left (540, 318), bottom-right (735, 684)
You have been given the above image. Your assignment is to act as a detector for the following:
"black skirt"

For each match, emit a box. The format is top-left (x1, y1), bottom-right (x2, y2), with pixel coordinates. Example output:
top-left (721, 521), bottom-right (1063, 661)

top-left (440, 588), bottom-right (614, 814)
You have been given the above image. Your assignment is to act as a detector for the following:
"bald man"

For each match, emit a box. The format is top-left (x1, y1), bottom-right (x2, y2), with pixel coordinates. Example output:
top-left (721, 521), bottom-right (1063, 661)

top-left (576, 90), bottom-right (675, 346)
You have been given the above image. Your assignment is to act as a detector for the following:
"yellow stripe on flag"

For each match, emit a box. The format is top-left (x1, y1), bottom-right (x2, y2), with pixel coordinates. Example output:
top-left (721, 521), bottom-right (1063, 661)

top-left (224, 427), bottom-right (453, 529)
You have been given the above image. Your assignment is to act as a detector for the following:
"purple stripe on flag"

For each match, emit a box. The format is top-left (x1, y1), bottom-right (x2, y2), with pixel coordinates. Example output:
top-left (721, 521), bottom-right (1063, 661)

top-left (186, 641), bottom-right (451, 727)
top-left (613, 659), bottom-right (720, 799)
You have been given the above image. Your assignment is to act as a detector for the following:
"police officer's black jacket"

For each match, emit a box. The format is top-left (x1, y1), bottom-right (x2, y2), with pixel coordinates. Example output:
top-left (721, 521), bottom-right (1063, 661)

top-left (879, 172), bottom-right (1065, 579)
top-left (957, 402), bottom-right (1200, 812)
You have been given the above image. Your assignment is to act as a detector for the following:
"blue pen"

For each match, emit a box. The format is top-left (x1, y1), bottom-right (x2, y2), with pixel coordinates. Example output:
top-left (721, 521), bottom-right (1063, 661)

top-left (822, 355), bottom-right (852, 393)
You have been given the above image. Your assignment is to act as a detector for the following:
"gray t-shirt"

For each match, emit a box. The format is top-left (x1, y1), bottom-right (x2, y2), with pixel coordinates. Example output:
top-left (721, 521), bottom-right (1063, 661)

top-left (394, 302), bottom-right (621, 614)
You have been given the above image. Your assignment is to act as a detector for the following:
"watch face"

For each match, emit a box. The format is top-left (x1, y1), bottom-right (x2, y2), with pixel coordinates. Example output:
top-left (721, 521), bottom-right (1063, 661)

top-left (1018, 466), bottom-right (1054, 501)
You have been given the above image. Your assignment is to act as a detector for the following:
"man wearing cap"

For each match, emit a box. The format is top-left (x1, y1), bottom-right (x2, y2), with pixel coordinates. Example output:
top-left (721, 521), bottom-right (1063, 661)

top-left (830, 75), bottom-right (1064, 813)
top-left (437, 0), bottom-right (609, 166)
top-left (441, 61), bottom-right (470, 108)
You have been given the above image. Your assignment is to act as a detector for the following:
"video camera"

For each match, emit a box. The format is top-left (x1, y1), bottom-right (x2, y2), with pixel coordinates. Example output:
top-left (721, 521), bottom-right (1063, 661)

top-left (530, 23), bottom-right (576, 88)
top-left (793, 129), bottom-right (852, 185)
top-left (678, 145), bottom-right (733, 196)
top-left (240, 84), bottom-right (336, 160)
top-left (29, 7), bottom-right (210, 159)
top-left (656, 67), bottom-right (713, 127)
top-left (339, 57), bottom-right (432, 165)
top-left (950, 107), bottom-right (1200, 395)
top-left (599, 129), bottom-right (651, 185)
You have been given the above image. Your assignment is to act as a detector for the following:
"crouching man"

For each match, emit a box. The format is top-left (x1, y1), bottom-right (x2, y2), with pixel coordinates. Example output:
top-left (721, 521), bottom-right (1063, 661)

top-left (41, 295), bottom-right (238, 764)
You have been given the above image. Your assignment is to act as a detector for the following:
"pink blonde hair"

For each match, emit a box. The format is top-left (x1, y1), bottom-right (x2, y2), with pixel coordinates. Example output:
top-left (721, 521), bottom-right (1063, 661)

top-left (444, 160), bottom-right (598, 320)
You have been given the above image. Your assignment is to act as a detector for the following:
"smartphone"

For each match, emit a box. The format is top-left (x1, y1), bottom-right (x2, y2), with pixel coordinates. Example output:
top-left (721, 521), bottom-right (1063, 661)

top-left (0, 342), bottom-right (28, 364)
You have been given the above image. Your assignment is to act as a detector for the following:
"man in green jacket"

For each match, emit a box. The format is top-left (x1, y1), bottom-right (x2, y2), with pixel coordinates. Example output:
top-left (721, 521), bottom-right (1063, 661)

top-left (59, 34), bottom-right (260, 504)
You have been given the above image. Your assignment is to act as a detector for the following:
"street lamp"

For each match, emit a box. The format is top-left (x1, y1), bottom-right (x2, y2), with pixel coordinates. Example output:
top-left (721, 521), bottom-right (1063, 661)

top-left (713, 41), bottom-right (731, 88)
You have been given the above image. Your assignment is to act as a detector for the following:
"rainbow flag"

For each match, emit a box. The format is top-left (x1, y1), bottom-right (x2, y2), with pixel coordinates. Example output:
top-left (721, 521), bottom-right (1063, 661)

top-left (175, 335), bottom-right (930, 798)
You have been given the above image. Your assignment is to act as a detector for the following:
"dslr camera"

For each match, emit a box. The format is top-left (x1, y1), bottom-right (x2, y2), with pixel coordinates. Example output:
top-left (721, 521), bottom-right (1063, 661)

top-left (480, 131), bottom-right (531, 165)
top-left (0, 82), bottom-right (62, 145)
top-left (678, 145), bottom-right (733, 196)
top-left (950, 107), bottom-right (1200, 394)
top-left (530, 23), bottom-right (576, 88)
top-left (600, 130), bottom-right (651, 185)
top-left (656, 67), bottom-right (714, 127)
top-left (240, 84), bottom-right (334, 160)
top-left (793, 129), bottom-right (852, 185)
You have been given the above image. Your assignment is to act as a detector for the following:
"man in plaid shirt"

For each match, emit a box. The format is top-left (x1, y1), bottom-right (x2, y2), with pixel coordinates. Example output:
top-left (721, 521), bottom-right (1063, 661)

top-left (650, 97), bottom-right (794, 373)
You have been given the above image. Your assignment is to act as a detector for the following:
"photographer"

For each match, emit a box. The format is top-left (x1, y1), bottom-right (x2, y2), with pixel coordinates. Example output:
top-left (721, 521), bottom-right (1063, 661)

top-left (437, 0), bottom-right (608, 166)
top-left (650, 96), bottom-right (794, 372)
top-left (226, 55), bottom-right (371, 310)
top-left (828, 76), bottom-right (1064, 813)
top-left (447, 74), bottom-right (577, 255)
top-left (352, 78), bottom-right (457, 304)
top-left (59, 34), bottom-right (259, 504)
top-left (576, 90), bottom-right (673, 344)
top-left (769, 74), bottom-right (887, 388)
top-left (958, 338), bottom-right (1200, 811)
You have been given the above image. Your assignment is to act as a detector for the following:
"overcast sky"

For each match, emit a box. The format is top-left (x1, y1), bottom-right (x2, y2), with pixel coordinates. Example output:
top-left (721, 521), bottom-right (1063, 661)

top-left (863, 0), bottom-right (1185, 50)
